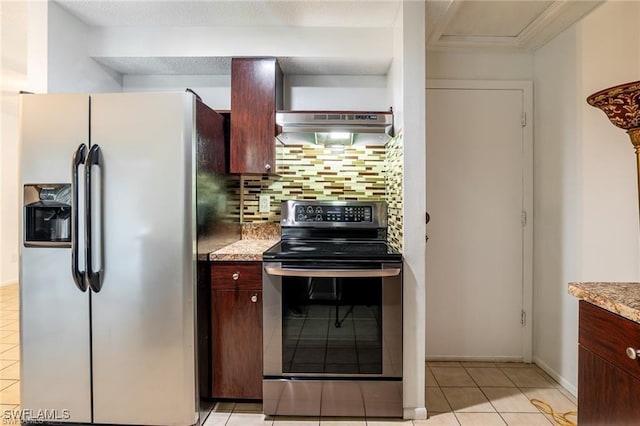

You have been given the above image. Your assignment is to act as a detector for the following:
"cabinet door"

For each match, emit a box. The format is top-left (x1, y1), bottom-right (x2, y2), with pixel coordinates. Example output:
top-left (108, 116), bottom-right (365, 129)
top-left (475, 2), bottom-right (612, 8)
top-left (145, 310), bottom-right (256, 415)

top-left (212, 288), bottom-right (263, 399)
top-left (230, 58), bottom-right (283, 174)
top-left (196, 99), bottom-right (227, 174)
top-left (578, 345), bottom-right (640, 425)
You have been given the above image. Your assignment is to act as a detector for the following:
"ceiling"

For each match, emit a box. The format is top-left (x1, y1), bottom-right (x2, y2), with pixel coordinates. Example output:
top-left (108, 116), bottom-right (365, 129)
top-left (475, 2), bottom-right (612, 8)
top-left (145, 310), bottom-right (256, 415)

top-left (426, 0), bottom-right (603, 51)
top-left (55, 0), bottom-right (604, 75)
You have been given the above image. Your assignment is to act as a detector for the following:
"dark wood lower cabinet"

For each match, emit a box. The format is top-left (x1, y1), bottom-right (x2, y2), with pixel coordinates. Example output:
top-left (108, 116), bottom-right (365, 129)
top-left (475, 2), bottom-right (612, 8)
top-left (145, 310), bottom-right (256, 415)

top-left (578, 346), bottom-right (640, 425)
top-left (211, 262), bottom-right (263, 399)
top-left (197, 261), bottom-right (212, 400)
top-left (578, 301), bottom-right (640, 425)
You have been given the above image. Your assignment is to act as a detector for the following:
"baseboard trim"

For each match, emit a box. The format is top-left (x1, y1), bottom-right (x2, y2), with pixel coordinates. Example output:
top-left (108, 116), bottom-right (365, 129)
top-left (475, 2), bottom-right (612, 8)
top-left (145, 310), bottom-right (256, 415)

top-left (532, 356), bottom-right (577, 397)
top-left (404, 407), bottom-right (427, 420)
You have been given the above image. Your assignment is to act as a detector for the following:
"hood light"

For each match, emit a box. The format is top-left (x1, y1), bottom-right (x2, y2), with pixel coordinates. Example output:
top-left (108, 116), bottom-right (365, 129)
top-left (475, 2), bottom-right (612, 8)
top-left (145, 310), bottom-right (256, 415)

top-left (315, 132), bottom-right (353, 146)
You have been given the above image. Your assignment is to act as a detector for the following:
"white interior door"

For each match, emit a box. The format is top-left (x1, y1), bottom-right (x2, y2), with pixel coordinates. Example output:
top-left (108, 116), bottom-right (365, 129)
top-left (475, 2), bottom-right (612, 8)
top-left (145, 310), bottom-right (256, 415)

top-left (426, 82), bottom-right (532, 361)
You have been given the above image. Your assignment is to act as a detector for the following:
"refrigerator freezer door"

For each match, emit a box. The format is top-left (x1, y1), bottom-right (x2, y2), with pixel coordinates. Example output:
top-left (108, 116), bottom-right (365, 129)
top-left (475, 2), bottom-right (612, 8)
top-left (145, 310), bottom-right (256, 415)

top-left (90, 93), bottom-right (197, 425)
top-left (19, 94), bottom-right (92, 422)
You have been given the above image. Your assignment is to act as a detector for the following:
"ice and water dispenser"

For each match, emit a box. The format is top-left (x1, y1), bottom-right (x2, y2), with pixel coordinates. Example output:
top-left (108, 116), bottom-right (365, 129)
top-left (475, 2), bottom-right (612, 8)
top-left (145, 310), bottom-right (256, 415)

top-left (24, 184), bottom-right (72, 247)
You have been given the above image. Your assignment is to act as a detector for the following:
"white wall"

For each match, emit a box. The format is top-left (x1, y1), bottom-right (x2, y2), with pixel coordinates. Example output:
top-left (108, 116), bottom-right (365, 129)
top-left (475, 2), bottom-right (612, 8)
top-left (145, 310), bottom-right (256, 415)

top-left (533, 0), bottom-right (640, 393)
top-left (395, 0), bottom-right (426, 420)
top-left (121, 73), bottom-right (390, 112)
top-left (123, 75), bottom-right (231, 109)
top-left (426, 50), bottom-right (534, 80)
top-left (532, 23), bottom-right (581, 393)
top-left (0, 2), bottom-right (124, 287)
top-left (47, 2), bottom-right (122, 93)
top-left (1, 0), bottom-right (29, 286)
top-left (578, 2), bottom-right (640, 279)
top-left (90, 26), bottom-right (392, 65)
top-left (1, 0), bottom-right (47, 287)
top-left (285, 75), bottom-right (390, 111)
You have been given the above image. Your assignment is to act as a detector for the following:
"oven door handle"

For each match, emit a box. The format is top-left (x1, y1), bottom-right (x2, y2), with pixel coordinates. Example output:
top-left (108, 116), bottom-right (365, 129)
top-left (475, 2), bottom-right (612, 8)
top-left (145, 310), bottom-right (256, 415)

top-left (264, 266), bottom-right (401, 278)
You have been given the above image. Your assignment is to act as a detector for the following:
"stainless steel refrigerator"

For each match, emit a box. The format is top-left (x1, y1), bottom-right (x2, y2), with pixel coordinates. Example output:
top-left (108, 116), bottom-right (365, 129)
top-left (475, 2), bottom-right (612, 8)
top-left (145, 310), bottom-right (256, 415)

top-left (19, 92), bottom-right (227, 425)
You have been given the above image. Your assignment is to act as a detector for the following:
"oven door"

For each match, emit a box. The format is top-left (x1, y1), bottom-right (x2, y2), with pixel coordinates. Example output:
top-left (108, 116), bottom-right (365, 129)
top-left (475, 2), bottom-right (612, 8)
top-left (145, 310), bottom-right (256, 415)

top-left (263, 261), bottom-right (402, 379)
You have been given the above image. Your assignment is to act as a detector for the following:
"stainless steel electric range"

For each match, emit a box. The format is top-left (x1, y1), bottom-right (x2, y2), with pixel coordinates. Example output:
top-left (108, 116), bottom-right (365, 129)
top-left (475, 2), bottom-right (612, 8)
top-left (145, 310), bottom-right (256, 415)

top-left (262, 200), bottom-right (403, 418)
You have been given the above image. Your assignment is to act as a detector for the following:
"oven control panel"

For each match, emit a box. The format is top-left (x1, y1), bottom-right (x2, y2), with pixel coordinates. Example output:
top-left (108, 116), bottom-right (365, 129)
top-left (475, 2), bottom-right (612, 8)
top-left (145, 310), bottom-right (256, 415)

top-left (282, 200), bottom-right (387, 228)
top-left (294, 205), bottom-right (372, 223)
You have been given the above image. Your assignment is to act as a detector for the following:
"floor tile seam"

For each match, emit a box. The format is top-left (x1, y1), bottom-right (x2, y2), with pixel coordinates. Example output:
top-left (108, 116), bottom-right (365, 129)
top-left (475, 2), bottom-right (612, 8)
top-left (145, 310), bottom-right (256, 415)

top-left (464, 365), bottom-right (519, 388)
top-left (514, 385), bottom-right (577, 416)
top-left (473, 384), bottom-right (506, 415)
top-left (0, 345), bottom-right (17, 352)
top-left (452, 411), bottom-right (501, 425)
top-left (439, 386), bottom-right (498, 414)
top-left (0, 361), bottom-right (17, 371)
top-left (0, 381), bottom-right (19, 393)
top-left (0, 379), bottom-right (19, 392)
top-left (431, 365), bottom-right (480, 388)
top-left (427, 367), bottom-right (444, 388)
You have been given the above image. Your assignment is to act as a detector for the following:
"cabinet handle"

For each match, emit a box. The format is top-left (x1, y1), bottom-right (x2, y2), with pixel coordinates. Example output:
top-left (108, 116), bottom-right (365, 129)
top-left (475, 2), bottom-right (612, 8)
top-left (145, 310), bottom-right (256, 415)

top-left (626, 347), bottom-right (640, 360)
top-left (264, 164), bottom-right (271, 172)
top-left (232, 272), bottom-right (239, 281)
top-left (250, 294), bottom-right (258, 303)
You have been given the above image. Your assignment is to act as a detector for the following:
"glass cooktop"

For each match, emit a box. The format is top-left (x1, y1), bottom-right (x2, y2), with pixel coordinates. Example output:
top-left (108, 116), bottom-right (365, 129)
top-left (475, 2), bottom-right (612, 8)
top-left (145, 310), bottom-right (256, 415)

top-left (262, 240), bottom-right (402, 262)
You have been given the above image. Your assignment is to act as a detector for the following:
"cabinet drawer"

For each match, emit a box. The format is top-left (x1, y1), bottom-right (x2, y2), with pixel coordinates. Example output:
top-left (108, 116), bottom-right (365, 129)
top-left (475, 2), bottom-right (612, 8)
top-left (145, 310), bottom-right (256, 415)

top-left (211, 262), bottom-right (262, 290)
top-left (579, 301), bottom-right (640, 381)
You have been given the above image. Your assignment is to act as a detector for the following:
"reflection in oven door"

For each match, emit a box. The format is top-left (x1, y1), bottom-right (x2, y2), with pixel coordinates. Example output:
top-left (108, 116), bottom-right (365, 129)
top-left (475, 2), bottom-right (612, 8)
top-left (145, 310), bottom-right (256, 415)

top-left (263, 262), bottom-right (402, 417)
top-left (282, 275), bottom-right (383, 375)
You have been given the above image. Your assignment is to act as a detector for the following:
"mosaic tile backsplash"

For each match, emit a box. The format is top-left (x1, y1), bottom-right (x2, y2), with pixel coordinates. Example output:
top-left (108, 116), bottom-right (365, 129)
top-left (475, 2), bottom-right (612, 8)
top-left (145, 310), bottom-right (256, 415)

top-left (385, 133), bottom-right (403, 252)
top-left (237, 141), bottom-right (403, 252)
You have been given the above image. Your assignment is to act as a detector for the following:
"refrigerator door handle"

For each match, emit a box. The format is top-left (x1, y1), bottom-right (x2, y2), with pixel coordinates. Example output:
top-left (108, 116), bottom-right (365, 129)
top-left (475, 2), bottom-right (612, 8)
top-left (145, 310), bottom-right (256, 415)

top-left (71, 143), bottom-right (88, 292)
top-left (85, 144), bottom-right (104, 293)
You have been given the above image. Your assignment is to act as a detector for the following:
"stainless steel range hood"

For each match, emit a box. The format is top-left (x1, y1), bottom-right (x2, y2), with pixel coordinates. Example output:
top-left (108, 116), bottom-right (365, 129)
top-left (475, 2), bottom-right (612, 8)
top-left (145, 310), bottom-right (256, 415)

top-left (276, 111), bottom-right (394, 146)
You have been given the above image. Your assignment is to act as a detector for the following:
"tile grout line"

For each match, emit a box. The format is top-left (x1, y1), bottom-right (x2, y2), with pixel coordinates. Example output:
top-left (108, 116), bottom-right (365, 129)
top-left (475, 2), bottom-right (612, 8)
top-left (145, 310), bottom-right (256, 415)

top-left (460, 364), bottom-right (510, 425)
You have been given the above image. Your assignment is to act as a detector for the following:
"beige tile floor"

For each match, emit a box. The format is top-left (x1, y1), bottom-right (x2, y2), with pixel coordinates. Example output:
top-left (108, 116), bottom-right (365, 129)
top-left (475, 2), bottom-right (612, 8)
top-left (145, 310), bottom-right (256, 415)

top-left (0, 283), bottom-right (577, 425)
top-left (0, 283), bottom-right (20, 412)
top-left (202, 361), bottom-right (577, 425)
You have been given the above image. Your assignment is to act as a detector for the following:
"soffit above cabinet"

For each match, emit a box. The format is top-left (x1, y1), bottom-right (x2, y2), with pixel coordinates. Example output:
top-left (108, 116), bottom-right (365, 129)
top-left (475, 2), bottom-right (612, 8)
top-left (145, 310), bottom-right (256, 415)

top-left (426, 0), bottom-right (604, 52)
top-left (54, 0), bottom-right (401, 28)
top-left (92, 57), bottom-right (392, 76)
top-left (55, 0), bottom-right (399, 76)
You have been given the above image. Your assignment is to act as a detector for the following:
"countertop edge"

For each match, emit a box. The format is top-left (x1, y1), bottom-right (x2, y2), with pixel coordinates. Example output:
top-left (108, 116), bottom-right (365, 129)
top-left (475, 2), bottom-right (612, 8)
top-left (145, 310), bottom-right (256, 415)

top-left (569, 282), bottom-right (640, 324)
top-left (208, 239), bottom-right (279, 262)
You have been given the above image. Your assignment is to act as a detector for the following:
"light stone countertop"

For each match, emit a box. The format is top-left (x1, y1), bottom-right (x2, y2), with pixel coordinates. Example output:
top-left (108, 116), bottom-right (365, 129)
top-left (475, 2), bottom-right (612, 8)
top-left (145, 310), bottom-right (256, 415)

top-left (209, 239), bottom-right (279, 262)
top-left (569, 282), bottom-right (640, 324)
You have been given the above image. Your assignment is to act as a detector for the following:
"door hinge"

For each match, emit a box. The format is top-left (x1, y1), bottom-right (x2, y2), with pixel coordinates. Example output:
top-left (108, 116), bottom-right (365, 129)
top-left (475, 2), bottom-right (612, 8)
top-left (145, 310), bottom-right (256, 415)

top-left (521, 211), bottom-right (527, 227)
top-left (521, 310), bottom-right (527, 326)
top-left (521, 112), bottom-right (527, 127)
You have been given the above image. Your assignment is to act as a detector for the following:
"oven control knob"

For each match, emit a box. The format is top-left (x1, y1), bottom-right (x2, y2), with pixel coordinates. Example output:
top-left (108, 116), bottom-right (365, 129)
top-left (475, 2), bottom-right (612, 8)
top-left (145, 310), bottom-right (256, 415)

top-left (316, 207), bottom-right (323, 213)
top-left (315, 214), bottom-right (323, 221)
top-left (297, 214), bottom-right (304, 221)
top-left (307, 206), bottom-right (314, 213)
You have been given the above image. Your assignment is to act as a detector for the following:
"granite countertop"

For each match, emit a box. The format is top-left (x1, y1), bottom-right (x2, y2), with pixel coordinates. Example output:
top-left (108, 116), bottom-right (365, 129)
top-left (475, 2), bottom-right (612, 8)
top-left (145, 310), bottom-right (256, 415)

top-left (209, 239), bottom-right (279, 262)
top-left (569, 282), bottom-right (640, 324)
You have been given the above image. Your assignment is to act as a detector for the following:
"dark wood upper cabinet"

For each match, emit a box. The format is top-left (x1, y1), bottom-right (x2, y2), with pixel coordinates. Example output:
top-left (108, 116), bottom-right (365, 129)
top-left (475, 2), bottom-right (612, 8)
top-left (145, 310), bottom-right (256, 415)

top-left (196, 97), bottom-right (227, 175)
top-left (230, 58), bottom-right (283, 175)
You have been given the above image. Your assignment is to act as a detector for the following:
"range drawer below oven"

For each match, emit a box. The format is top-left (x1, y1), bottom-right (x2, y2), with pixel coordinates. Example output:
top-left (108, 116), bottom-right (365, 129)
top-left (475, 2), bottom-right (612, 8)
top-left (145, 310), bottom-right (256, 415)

top-left (263, 379), bottom-right (402, 418)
